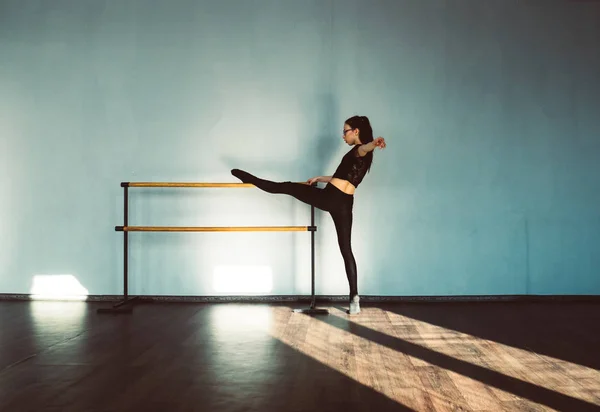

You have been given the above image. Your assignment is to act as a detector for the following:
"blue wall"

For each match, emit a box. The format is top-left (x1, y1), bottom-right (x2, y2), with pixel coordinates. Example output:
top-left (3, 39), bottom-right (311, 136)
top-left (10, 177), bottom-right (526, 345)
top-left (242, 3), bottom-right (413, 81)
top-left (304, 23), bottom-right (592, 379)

top-left (1, 0), bottom-right (599, 298)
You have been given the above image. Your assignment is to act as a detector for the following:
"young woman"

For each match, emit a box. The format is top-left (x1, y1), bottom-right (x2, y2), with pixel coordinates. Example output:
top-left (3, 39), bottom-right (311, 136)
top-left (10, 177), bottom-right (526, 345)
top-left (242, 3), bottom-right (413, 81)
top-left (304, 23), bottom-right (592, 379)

top-left (231, 115), bottom-right (386, 314)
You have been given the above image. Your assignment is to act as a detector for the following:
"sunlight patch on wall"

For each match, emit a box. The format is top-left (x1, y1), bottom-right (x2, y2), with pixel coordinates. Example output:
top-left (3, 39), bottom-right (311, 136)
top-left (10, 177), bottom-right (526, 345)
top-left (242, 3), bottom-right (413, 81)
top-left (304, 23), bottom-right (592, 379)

top-left (213, 265), bottom-right (272, 294)
top-left (30, 274), bottom-right (89, 301)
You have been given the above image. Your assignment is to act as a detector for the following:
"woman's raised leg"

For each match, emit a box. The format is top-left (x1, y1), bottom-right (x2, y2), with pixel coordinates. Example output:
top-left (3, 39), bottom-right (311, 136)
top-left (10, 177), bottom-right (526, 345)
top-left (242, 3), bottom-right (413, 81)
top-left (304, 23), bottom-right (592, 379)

top-left (231, 169), bottom-right (330, 211)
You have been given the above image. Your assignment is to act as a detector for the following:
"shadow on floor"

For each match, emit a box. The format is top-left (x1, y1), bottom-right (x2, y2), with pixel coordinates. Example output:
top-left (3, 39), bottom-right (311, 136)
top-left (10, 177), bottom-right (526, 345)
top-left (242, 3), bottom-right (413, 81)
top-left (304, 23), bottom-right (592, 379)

top-left (312, 303), bottom-right (600, 412)
top-left (387, 301), bottom-right (600, 370)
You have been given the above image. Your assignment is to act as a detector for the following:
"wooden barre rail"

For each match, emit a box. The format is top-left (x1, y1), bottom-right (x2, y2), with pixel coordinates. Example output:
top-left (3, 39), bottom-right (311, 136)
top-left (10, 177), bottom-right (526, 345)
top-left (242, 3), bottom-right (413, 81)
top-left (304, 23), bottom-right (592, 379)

top-left (115, 226), bottom-right (316, 232)
top-left (121, 182), bottom-right (309, 188)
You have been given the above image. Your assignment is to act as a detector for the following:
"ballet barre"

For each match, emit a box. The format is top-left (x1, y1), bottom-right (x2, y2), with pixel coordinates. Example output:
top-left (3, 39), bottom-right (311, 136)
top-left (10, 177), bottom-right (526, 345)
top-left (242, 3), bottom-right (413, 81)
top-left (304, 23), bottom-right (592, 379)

top-left (97, 181), bottom-right (328, 315)
top-left (115, 226), bottom-right (311, 232)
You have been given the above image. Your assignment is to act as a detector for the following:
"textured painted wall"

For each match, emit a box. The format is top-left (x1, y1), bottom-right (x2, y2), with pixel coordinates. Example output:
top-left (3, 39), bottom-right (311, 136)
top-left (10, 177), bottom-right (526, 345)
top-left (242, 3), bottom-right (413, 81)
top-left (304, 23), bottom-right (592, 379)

top-left (1, 0), bottom-right (598, 298)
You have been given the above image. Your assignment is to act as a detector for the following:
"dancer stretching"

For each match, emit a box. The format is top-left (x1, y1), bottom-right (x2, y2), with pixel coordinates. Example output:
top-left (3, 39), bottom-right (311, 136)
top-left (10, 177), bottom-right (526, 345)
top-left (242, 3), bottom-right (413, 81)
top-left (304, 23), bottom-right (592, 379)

top-left (232, 115), bottom-right (386, 314)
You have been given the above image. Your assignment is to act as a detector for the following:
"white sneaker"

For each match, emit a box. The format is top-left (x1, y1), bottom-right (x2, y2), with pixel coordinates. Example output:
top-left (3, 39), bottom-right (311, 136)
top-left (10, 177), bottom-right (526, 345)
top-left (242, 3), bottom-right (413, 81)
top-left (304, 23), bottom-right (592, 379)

top-left (348, 295), bottom-right (360, 315)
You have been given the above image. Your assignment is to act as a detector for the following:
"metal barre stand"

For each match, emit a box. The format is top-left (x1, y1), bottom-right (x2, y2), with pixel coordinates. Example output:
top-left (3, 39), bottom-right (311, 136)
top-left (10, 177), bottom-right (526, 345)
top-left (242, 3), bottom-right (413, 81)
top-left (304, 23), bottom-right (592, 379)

top-left (97, 182), bottom-right (329, 315)
top-left (292, 203), bottom-right (328, 315)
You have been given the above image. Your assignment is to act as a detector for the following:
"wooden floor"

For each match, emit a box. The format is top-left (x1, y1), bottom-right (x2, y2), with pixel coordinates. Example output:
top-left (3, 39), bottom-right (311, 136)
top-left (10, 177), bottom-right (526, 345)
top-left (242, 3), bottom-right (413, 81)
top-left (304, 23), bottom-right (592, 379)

top-left (0, 300), bottom-right (599, 411)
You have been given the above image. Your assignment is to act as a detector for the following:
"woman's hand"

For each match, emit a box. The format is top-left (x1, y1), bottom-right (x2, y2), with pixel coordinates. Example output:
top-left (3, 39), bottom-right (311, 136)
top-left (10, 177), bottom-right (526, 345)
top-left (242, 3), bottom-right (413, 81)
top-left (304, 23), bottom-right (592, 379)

top-left (306, 176), bottom-right (322, 185)
top-left (373, 136), bottom-right (386, 149)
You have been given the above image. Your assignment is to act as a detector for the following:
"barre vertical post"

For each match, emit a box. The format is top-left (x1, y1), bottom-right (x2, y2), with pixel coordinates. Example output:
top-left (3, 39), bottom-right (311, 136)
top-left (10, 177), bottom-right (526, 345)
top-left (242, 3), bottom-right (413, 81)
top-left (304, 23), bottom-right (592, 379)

top-left (311, 204), bottom-right (315, 306)
top-left (97, 184), bottom-right (141, 314)
top-left (124, 183), bottom-right (128, 300)
top-left (294, 186), bottom-right (328, 315)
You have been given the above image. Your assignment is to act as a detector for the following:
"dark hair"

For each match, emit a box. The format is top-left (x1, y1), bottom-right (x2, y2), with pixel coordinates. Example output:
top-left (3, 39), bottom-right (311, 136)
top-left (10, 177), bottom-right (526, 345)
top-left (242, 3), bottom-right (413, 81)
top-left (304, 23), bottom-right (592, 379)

top-left (345, 115), bottom-right (374, 174)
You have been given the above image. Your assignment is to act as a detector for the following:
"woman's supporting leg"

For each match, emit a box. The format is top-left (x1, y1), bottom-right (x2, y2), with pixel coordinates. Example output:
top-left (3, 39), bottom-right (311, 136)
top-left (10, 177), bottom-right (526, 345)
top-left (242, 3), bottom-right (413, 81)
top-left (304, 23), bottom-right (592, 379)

top-left (330, 206), bottom-right (358, 300)
top-left (231, 169), bottom-right (330, 211)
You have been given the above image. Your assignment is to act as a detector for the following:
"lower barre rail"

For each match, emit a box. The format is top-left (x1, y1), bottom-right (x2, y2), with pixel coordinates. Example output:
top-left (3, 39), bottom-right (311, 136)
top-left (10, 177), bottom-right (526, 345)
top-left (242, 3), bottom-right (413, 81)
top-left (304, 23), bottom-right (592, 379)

top-left (115, 226), bottom-right (317, 232)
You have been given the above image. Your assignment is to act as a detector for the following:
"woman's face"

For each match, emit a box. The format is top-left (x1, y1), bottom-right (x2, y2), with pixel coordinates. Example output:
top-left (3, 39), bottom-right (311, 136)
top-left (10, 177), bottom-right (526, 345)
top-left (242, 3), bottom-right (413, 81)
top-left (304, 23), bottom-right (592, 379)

top-left (342, 123), bottom-right (359, 145)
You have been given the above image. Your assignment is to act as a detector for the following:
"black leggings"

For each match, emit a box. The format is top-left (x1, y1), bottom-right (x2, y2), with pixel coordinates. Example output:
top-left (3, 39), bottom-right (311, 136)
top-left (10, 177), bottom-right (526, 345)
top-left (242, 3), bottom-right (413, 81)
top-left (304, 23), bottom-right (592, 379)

top-left (232, 169), bottom-right (358, 298)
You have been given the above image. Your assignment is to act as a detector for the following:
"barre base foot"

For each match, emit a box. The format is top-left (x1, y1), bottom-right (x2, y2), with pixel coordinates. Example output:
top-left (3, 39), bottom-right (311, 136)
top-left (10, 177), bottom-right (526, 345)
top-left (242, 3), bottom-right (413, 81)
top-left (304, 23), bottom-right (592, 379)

top-left (293, 308), bottom-right (329, 315)
top-left (97, 306), bottom-right (133, 314)
top-left (293, 301), bottom-right (329, 315)
top-left (96, 296), bottom-right (142, 315)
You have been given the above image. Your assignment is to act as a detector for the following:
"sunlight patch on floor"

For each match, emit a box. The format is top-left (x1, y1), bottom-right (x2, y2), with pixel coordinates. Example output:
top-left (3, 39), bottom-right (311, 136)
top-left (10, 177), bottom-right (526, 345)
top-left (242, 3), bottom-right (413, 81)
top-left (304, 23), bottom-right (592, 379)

top-left (268, 306), bottom-right (418, 408)
top-left (382, 309), bottom-right (600, 396)
top-left (268, 306), bottom-right (600, 410)
top-left (337, 308), bottom-right (600, 408)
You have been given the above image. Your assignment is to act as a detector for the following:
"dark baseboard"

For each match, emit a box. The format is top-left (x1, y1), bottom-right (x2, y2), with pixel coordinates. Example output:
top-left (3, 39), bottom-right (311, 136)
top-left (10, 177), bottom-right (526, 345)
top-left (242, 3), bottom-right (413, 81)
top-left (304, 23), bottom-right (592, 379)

top-left (0, 293), bottom-right (598, 303)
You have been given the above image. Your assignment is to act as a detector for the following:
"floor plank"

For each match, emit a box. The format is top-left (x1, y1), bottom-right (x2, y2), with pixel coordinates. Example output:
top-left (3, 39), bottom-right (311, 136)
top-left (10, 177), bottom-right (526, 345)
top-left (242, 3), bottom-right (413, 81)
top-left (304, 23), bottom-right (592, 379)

top-left (0, 300), bottom-right (598, 411)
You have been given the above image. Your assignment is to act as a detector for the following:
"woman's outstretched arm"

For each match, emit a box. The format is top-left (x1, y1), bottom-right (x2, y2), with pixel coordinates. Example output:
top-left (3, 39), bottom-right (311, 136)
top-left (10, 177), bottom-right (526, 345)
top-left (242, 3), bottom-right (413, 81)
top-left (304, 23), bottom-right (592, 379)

top-left (358, 137), bottom-right (386, 156)
top-left (307, 176), bottom-right (332, 185)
